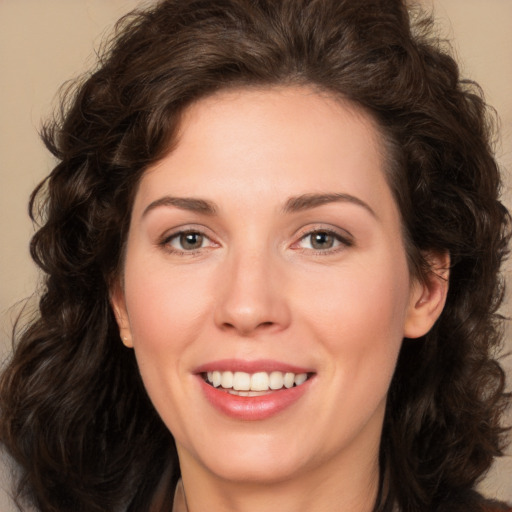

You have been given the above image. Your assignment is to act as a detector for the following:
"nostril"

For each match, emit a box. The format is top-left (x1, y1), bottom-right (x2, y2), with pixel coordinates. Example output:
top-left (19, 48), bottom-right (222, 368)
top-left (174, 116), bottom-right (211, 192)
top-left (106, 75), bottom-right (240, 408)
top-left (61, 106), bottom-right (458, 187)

top-left (220, 320), bottom-right (275, 333)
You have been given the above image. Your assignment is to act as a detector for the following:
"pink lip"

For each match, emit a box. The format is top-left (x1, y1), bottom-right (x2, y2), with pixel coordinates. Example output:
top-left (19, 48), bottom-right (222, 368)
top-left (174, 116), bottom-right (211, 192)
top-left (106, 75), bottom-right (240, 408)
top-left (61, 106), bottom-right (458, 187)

top-left (194, 359), bottom-right (315, 421)
top-left (198, 377), bottom-right (313, 421)
top-left (194, 359), bottom-right (313, 374)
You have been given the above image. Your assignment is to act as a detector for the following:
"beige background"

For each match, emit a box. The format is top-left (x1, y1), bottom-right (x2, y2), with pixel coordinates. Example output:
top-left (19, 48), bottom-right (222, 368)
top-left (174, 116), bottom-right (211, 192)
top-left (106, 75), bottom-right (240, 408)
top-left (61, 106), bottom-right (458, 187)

top-left (0, 0), bottom-right (511, 509)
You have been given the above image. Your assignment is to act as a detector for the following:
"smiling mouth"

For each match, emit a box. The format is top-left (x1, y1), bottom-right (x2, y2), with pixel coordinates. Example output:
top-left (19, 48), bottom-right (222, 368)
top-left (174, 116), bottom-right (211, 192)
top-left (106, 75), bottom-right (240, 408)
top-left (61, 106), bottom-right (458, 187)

top-left (203, 370), bottom-right (312, 396)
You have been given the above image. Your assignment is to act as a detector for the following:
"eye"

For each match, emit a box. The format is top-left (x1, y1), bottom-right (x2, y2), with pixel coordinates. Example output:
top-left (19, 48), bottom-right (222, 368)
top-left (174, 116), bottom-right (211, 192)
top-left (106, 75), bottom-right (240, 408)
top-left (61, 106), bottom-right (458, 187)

top-left (295, 229), bottom-right (352, 252)
top-left (164, 230), bottom-right (214, 252)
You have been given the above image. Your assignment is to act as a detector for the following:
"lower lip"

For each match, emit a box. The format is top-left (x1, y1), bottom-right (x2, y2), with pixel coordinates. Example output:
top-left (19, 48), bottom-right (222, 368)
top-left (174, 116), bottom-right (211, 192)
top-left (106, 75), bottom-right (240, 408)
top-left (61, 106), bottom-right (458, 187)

top-left (198, 377), bottom-right (313, 421)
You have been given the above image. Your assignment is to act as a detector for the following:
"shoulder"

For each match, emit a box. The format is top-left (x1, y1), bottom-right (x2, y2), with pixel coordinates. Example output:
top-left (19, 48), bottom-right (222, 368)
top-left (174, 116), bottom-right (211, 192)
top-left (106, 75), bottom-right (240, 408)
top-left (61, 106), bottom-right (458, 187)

top-left (433, 492), bottom-right (512, 512)
top-left (481, 503), bottom-right (512, 512)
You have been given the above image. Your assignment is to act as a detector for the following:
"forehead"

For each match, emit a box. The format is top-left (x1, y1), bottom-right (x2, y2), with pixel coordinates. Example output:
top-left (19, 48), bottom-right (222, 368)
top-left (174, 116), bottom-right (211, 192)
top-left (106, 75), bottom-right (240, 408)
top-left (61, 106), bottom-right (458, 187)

top-left (177, 86), bottom-right (384, 165)
top-left (134, 86), bottom-right (395, 221)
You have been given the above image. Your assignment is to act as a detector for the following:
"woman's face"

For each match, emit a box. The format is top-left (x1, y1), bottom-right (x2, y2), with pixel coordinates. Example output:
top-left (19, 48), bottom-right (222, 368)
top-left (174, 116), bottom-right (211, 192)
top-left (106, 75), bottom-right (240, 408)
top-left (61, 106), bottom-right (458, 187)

top-left (113, 87), bottom-right (437, 486)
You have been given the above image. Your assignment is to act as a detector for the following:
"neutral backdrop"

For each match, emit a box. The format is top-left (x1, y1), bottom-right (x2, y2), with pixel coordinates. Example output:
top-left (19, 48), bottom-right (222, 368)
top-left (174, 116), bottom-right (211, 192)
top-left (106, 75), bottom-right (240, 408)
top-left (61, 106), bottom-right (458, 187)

top-left (0, 0), bottom-right (511, 510)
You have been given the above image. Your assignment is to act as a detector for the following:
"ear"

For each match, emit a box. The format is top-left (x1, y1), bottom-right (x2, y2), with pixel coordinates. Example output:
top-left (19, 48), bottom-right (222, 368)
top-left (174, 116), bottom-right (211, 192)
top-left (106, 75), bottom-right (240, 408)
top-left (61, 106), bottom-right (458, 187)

top-left (404, 251), bottom-right (450, 339)
top-left (110, 282), bottom-right (134, 348)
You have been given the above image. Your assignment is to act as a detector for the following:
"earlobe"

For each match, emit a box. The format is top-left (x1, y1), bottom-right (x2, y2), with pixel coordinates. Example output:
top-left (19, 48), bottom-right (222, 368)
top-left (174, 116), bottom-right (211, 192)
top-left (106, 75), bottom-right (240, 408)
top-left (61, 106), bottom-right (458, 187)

top-left (110, 285), bottom-right (134, 348)
top-left (404, 251), bottom-right (450, 339)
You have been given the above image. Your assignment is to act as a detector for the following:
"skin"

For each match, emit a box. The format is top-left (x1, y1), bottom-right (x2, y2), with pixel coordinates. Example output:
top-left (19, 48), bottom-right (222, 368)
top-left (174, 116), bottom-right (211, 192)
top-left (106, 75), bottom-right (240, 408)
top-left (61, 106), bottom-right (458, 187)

top-left (112, 86), bottom-right (448, 512)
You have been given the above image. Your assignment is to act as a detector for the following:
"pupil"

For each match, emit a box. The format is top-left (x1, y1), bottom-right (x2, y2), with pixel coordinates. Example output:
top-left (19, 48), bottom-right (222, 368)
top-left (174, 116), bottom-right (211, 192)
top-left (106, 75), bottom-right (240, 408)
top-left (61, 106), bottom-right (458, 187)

top-left (311, 232), bottom-right (333, 249)
top-left (180, 232), bottom-right (203, 250)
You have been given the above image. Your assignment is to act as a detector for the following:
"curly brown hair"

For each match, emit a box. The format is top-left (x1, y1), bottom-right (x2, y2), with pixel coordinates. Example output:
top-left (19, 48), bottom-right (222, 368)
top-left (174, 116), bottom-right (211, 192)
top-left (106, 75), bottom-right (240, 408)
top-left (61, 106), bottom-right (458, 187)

top-left (1, 0), bottom-right (510, 511)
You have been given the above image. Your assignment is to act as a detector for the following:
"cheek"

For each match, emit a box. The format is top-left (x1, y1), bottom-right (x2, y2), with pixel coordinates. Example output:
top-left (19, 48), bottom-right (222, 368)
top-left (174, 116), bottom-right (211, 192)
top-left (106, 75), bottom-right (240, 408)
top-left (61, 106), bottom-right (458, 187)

top-left (125, 254), bottom-right (209, 334)
top-left (296, 253), bottom-right (410, 378)
top-left (122, 255), bottom-right (214, 366)
top-left (121, 258), bottom-right (214, 432)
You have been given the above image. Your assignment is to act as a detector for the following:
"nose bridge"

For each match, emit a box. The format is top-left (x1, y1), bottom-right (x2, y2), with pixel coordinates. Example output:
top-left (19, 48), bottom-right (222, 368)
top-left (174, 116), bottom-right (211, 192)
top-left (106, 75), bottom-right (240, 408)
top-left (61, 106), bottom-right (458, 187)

top-left (214, 239), bottom-right (290, 335)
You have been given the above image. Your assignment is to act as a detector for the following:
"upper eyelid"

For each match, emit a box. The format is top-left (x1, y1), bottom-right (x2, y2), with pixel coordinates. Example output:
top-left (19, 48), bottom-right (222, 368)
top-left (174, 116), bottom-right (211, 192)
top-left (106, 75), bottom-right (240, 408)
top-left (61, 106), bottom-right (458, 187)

top-left (163, 228), bottom-right (209, 241)
top-left (160, 229), bottom-right (219, 256)
top-left (159, 224), bottom-right (216, 242)
top-left (294, 224), bottom-right (354, 242)
top-left (156, 224), bottom-right (353, 249)
top-left (291, 226), bottom-right (355, 253)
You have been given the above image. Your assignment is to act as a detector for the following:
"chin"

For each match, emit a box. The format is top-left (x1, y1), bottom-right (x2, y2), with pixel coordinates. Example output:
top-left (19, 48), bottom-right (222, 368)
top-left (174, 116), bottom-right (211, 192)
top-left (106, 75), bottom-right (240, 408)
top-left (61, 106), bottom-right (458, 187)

top-left (204, 456), bottom-right (306, 485)
top-left (178, 432), bottom-right (315, 485)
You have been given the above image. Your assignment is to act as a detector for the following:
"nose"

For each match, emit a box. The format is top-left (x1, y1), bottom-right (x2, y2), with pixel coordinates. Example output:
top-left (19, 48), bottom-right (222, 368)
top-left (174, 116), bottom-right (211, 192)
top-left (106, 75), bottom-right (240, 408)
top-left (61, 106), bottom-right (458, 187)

top-left (213, 248), bottom-right (291, 337)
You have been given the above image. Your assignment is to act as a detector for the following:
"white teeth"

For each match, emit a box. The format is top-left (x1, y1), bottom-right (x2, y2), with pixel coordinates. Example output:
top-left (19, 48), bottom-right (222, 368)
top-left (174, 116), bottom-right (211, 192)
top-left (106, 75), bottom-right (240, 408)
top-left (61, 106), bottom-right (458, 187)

top-left (284, 372), bottom-right (295, 388)
top-left (228, 390), bottom-right (270, 397)
top-left (269, 371), bottom-right (284, 390)
top-left (233, 372), bottom-right (251, 391)
top-left (221, 371), bottom-right (233, 389)
top-left (251, 372), bottom-right (269, 391)
top-left (294, 373), bottom-right (307, 386)
top-left (212, 371), bottom-right (221, 388)
top-left (205, 370), bottom-right (309, 391)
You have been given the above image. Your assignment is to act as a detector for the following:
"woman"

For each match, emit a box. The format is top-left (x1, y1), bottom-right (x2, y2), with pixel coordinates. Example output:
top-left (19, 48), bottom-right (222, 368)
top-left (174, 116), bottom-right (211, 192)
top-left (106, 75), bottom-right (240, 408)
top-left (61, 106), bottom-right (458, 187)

top-left (1, 0), bottom-right (510, 511)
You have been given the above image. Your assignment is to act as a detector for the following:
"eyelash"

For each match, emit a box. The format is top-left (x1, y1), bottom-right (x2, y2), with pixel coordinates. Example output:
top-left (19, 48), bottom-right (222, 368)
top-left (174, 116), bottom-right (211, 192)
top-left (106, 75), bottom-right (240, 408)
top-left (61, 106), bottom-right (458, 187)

top-left (159, 227), bottom-right (353, 256)
top-left (292, 227), bottom-right (353, 255)
top-left (160, 229), bottom-right (218, 255)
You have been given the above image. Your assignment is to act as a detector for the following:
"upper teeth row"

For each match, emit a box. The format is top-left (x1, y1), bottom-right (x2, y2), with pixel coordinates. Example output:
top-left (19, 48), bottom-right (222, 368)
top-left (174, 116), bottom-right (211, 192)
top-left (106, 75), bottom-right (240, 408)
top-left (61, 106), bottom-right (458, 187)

top-left (206, 371), bottom-right (308, 391)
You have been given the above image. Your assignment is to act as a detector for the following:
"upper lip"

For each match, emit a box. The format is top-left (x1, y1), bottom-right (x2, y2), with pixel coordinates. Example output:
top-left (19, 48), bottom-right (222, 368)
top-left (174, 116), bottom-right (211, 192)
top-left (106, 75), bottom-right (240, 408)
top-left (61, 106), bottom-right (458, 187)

top-left (194, 359), bottom-right (314, 375)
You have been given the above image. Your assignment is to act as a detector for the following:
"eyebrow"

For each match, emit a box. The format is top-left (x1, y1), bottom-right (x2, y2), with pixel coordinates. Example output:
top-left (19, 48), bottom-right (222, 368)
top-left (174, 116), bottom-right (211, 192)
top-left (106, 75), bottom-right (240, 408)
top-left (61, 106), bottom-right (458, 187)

top-left (142, 196), bottom-right (218, 217)
top-left (282, 193), bottom-right (376, 217)
top-left (142, 192), bottom-right (376, 219)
